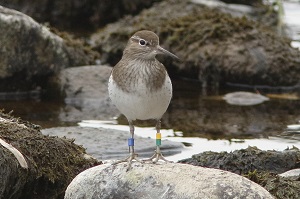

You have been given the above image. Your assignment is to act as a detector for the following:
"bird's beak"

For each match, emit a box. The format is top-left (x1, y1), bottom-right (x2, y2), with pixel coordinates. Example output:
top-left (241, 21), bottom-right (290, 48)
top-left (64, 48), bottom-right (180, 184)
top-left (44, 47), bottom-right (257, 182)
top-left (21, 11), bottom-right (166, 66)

top-left (157, 46), bottom-right (179, 60)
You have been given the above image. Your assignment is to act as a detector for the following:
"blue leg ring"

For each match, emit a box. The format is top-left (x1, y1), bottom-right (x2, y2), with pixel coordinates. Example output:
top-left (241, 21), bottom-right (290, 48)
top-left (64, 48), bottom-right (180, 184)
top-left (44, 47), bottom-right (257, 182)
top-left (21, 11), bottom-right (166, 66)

top-left (128, 138), bottom-right (134, 146)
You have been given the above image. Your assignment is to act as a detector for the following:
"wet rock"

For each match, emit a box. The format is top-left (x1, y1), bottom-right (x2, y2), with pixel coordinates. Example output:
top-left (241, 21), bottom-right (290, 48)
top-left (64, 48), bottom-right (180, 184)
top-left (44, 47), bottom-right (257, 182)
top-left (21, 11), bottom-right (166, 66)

top-left (246, 171), bottom-right (300, 199)
top-left (0, 6), bottom-right (97, 92)
top-left (42, 126), bottom-right (183, 160)
top-left (179, 146), bottom-right (300, 175)
top-left (0, 0), bottom-right (161, 30)
top-left (220, 0), bottom-right (263, 6)
top-left (239, 169), bottom-right (300, 199)
top-left (49, 65), bottom-right (118, 121)
top-left (223, 91), bottom-right (269, 106)
top-left (192, 0), bottom-right (277, 28)
top-left (90, 0), bottom-right (300, 87)
top-left (179, 147), bottom-right (300, 198)
top-left (279, 169), bottom-right (300, 178)
top-left (0, 111), bottom-right (100, 199)
top-left (65, 163), bottom-right (274, 199)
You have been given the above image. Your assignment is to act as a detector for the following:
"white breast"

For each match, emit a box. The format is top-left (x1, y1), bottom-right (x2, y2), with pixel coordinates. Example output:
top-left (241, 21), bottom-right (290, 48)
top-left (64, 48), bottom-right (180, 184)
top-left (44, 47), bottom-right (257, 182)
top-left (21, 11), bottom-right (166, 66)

top-left (108, 74), bottom-right (172, 121)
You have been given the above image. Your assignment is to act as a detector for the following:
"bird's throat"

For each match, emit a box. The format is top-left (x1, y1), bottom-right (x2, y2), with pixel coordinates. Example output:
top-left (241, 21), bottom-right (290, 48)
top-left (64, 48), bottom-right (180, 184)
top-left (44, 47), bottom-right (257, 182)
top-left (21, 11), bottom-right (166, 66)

top-left (112, 59), bottom-right (167, 93)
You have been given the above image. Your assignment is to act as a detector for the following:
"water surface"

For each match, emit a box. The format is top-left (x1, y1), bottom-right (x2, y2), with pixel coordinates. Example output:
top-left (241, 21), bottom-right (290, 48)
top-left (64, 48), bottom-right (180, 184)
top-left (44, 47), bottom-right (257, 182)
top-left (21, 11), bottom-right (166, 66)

top-left (1, 0), bottom-right (300, 160)
top-left (1, 78), bottom-right (300, 161)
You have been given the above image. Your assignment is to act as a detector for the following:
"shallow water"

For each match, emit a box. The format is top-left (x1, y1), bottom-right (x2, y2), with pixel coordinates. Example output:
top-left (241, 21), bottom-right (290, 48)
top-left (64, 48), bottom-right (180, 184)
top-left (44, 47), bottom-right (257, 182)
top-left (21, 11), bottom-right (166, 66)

top-left (1, 1), bottom-right (300, 161)
top-left (78, 120), bottom-right (300, 162)
top-left (2, 78), bottom-right (300, 161)
top-left (0, 99), bottom-right (75, 128)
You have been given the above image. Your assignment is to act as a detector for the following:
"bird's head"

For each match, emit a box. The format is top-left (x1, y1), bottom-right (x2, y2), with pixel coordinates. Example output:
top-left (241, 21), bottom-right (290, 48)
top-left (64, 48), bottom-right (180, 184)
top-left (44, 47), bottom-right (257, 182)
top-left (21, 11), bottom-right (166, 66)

top-left (123, 30), bottom-right (179, 61)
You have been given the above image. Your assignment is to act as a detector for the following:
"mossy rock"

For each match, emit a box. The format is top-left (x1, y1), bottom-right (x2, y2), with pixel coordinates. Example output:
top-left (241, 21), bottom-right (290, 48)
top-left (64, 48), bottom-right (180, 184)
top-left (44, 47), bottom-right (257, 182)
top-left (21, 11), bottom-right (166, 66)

top-left (0, 6), bottom-right (99, 92)
top-left (179, 146), bottom-right (300, 174)
top-left (0, 111), bottom-right (100, 199)
top-left (179, 146), bottom-right (300, 199)
top-left (91, 0), bottom-right (300, 87)
top-left (245, 170), bottom-right (300, 199)
top-left (0, 0), bottom-right (162, 31)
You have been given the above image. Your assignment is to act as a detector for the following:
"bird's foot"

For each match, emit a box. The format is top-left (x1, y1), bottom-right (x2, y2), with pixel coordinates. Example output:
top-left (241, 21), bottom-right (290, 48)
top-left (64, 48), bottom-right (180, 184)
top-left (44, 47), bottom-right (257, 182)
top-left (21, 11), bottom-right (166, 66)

top-left (144, 150), bottom-right (173, 164)
top-left (112, 153), bottom-right (143, 171)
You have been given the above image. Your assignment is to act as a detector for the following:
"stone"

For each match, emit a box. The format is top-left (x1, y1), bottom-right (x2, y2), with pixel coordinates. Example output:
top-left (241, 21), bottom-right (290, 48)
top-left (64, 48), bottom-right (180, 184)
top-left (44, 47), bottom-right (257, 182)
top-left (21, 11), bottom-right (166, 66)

top-left (0, 111), bottom-right (99, 199)
top-left (0, 0), bottom-right (161, 30)
top-left (0, 6), bottom-right (96, 92)
top-left (42, 126), bottom-right (183, 160)
top-left (90, 0), bottom-right (300, 87)
top-left (64, 163), bottom-right (274, 199)
top-left (49, 65), bottom-right (118, 121)
top-left (179, 147), bottom-right (300, 175)
top-left (279, 169), bottom-right (300, 178)
top-left (223, 91), bottom-right (269, 106)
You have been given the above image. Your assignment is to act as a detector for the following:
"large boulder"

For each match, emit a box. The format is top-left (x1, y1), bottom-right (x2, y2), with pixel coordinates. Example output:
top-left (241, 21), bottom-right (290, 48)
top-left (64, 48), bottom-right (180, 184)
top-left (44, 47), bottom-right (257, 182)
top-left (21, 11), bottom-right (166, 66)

top-left (179, 147), bottom-right (300, 198)
top-left (179, 146), bottom-right (300, 175)
top-left (48, 65), bottom-right (118, 121)
top-left (0, 0), bottom-right (162, 30)
top-left (0, 111), bottom-right (100, 199)
top-left (0, 6), bottom-right (97, 92)
top-left (90, 0), bottom-right (300, 87)
top-left (65, 163), bottom-right (274, 199)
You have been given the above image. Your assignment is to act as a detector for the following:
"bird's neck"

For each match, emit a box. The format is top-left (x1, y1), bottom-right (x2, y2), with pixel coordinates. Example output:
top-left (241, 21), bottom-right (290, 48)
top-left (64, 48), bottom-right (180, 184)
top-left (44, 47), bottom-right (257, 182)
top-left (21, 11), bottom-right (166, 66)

top-left (123, 51), bottom-right (157, 62)
top-left (112, 57), bottom-right (167, 93)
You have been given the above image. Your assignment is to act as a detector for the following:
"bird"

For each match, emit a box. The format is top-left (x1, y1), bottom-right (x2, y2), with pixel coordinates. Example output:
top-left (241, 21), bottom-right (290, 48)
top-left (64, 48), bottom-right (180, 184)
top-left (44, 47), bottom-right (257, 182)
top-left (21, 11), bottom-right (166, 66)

top-left (108, 30), bottom-right (179, 169)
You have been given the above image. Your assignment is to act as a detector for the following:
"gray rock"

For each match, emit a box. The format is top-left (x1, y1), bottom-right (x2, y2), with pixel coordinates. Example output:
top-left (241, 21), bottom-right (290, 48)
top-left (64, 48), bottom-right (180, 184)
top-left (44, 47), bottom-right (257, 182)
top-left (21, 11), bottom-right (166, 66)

top-left (279, 169), bottom-right (300, 178)
top-left (91, 0), bottom-right (300, 87)
top-left (64, 163), bottom-right (274, 199)
top-left (52, 65), bottom-right (118, 121)
top-left (0, 6), bottom-right (96, 91)
top-left (42, 126), bottom-right (183, 160)
top-left (223, 91), bottom-right (269, 106)
top-left (191, 0), bottom-right (254, 17)
top-left (179, 147), bottom-right (300, 175)
top-left (0, 0), bottom-right (161, 30)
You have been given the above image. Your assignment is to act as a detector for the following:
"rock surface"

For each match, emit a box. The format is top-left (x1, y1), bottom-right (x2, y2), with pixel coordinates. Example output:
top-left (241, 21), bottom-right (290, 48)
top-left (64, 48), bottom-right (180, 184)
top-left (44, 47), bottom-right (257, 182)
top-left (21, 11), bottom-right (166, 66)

top-left (179, 147), bottom-right (300, 198)
top-left (65, 163), bottom-right (274, 199)
top-left (42, 126), bottom-right (183, 160)
top-left (223, 91), bottom-right (269, 106)
top-left (0, 6), bottom-right (96, 92)
top-left (49, 65), bottom-right (118, 121)
top-left (90, 0), bottom-right (300, 87)
top-left (0, 111), bottom-right (100, 199)
top-left (179, 146), bottom-right (300, 175)
top-left (279, 169), bottom-right (300, 178)
top-left (0, 0), bottom-right (162, 30)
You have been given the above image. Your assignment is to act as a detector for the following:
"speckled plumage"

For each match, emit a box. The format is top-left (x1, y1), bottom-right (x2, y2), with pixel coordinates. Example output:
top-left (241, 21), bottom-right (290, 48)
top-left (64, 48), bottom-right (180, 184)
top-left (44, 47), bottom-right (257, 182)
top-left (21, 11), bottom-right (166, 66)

top-left (108, 30), bottom-right (174, 121)
top-left (107, 30), bottom-right (178, 168)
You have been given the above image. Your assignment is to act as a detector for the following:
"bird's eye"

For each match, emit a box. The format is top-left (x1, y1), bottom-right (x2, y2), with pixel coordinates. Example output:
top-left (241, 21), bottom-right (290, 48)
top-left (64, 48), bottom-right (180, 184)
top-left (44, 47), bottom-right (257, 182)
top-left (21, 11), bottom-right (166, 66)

top-left (139, 39), bottom-right (147, 46)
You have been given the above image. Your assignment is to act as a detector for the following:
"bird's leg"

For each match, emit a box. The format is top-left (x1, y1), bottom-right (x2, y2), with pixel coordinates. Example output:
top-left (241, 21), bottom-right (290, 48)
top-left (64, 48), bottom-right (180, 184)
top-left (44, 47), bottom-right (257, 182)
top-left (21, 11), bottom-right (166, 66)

top-left (127, 122), bottom-right (143, 164)
top-left (145, 120), bottom-right (172, 163)
top-left (112, 121), bottom-right (142, 170)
